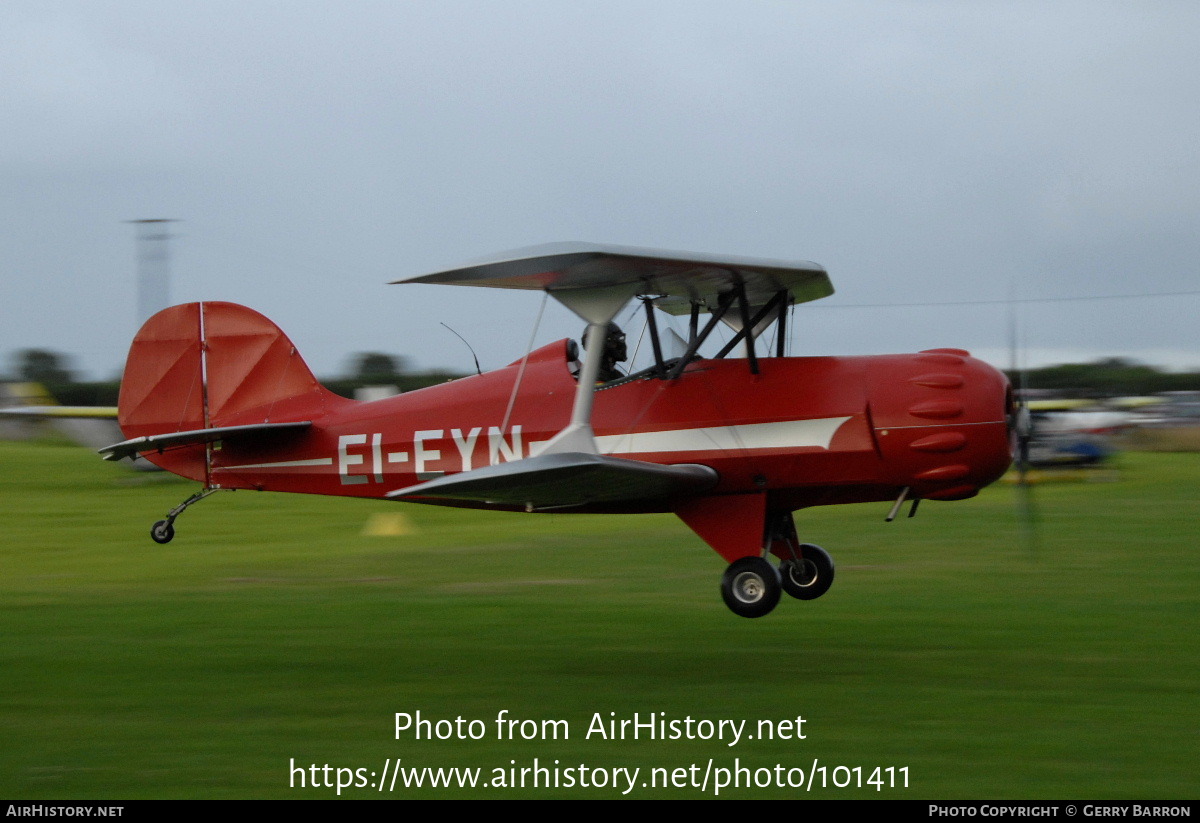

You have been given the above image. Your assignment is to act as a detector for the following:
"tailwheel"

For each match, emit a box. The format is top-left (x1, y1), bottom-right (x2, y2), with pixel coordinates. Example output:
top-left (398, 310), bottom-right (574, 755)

top-left (148, 487), bottom-right (224, 544)
top-left (779, 543), bottom-right (834, 601)
top-left (150, 519), bottom-right (175, 544)
top-left (720, 557), bottom-right (781, 618)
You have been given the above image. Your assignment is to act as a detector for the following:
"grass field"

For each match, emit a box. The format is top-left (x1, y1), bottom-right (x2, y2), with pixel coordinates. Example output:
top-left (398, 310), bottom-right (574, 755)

top-left (1, 439), bottom-right (1196, 798)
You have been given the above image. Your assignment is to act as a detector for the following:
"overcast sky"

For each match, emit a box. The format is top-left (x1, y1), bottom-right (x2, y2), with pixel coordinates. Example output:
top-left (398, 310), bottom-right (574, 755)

top-left (2, 1), bottom-right (1198, 381)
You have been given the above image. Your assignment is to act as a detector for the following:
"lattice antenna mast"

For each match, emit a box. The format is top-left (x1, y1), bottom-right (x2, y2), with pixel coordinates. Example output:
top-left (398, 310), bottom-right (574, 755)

top-left (128, 219), bottom-right (178, 325)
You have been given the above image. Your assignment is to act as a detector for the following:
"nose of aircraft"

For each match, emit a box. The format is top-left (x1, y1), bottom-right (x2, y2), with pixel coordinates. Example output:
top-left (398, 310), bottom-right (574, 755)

top-left (867, 349), bottom-right (1013, 500)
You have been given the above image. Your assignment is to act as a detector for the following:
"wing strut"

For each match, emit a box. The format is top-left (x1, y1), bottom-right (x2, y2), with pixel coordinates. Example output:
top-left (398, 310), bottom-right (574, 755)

top-left (713, 288), bottom-right (790, 362)
top-left (776, 300), bottom-right (788, 357)
top-left (666, 290), bottom-right (738, 380)
top-left (536, 285), bottom-right (631, 455)
top-left (641, 297), bottom-right (666, 377)
top-left (737, 281), bottom-right (759, 374)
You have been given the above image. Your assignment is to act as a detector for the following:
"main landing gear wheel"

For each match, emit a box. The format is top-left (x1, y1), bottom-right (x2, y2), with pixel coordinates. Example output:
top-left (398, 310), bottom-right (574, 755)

top-left (150, 519), bottom-right (175, 544)
top-left (720, 557), bottom-right (782, 618)
top-left (779, 543), bottom-right (834, 601)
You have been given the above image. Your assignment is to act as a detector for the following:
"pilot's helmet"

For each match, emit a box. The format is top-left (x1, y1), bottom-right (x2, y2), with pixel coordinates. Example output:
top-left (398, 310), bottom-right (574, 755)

top-left (583, 323), bottom-right (627, 363)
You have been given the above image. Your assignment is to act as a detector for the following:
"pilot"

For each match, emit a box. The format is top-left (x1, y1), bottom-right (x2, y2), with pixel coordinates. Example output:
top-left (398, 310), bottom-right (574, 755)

top-left (582, 323), bottom-right (627, 383)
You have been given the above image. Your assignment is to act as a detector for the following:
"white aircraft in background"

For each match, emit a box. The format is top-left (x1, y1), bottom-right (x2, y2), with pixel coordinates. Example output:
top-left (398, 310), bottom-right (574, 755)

top-left (1023, 399), bottom-right (1131, 467)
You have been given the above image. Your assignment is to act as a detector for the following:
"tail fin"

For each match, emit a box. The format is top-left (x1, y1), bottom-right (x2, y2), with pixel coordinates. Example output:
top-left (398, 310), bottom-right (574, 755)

top-left (118, 302), bottom-right (347, 479)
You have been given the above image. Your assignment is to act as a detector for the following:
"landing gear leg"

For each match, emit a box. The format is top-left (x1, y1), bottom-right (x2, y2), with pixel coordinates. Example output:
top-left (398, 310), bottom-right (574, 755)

top-left (150, 487), bottom-right (223, 544)
top-left (766, 510), bottom-right (835, 601)
top-left (674, 495), bottom-right (829, 617)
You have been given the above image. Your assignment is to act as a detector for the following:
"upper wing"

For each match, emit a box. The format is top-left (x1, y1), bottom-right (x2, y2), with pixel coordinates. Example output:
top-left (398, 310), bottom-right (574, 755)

top-left (391, 242), bottom-right (833, 315)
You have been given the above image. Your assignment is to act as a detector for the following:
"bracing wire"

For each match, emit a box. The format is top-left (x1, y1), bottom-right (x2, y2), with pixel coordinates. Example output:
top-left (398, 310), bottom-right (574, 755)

top-left (500, 292), bottom-right (549, 434)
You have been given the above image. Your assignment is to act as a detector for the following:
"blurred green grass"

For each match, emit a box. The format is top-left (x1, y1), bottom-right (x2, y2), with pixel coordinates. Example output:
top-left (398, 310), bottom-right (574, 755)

top-left (1, 440), bottom-right (1196, 798)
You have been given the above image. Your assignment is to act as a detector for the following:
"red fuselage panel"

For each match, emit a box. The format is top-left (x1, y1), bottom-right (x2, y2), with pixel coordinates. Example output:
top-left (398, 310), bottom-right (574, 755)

top-left (207, 342), bottom-right (1011, 512)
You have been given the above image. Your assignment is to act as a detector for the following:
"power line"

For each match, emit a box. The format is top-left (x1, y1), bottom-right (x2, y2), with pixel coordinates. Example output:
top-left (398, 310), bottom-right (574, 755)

top-left (812, 289), bottom-right (1200, 309)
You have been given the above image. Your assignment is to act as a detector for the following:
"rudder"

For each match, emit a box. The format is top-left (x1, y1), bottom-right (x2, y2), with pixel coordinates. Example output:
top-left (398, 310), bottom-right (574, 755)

top-left (118, 302), bottom-right (346, 479)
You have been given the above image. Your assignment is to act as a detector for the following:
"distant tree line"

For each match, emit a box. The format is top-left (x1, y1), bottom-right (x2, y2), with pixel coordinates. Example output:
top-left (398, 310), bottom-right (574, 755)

top-left (320, 352), bottom-right (465, 398)
top-left (4, 349), bottom-right (466, 405)
top-left (1005, 358), bottom-right (1200, 397)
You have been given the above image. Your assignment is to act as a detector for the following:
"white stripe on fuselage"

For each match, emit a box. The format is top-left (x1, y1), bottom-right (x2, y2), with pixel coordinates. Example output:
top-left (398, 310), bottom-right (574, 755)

top-left (215, 416), bottom-right (852, 478)
top-left (595, 416), bottom-right (852, 455)
top-left (218, 457), bottom-right (334, 470)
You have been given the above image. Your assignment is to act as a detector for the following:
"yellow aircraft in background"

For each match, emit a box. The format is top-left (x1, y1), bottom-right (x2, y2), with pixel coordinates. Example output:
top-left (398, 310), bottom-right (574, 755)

top-left (0, 382), bottom-right (155, 471)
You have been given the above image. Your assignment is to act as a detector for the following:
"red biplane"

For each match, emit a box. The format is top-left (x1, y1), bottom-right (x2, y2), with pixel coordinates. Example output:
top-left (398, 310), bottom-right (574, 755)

top-left (101, 244), bottom-right (1013, 617)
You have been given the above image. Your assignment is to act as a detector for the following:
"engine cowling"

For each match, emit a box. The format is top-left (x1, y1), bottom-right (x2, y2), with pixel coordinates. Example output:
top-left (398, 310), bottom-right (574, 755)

top-left (866, 349), bottom-right (1013, 501)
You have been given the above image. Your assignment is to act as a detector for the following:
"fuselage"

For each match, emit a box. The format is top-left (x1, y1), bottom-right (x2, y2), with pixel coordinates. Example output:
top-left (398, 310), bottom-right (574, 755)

top-left (186, 340), bottom-right (1012, 513)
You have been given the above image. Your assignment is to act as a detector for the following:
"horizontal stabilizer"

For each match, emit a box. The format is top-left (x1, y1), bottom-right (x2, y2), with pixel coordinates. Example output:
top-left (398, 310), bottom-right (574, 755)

top-left (386, 452), bottom-right (718, 510)
top-left (99, 421), bottom-right (311, 461)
